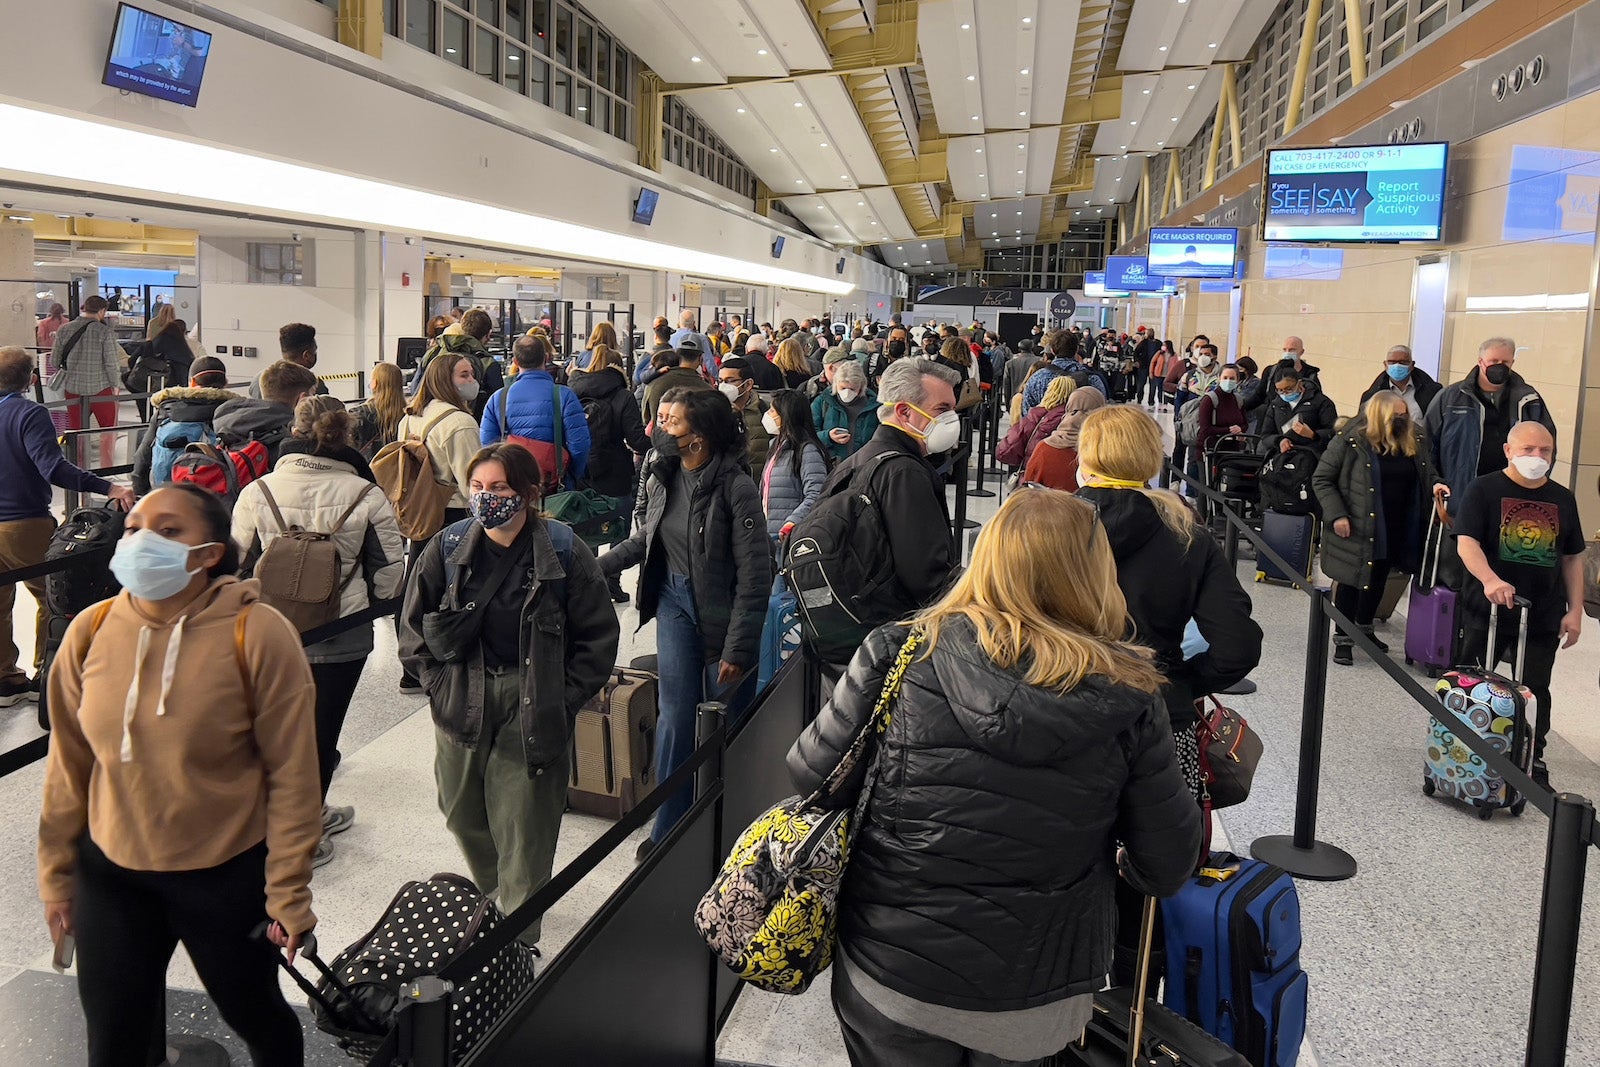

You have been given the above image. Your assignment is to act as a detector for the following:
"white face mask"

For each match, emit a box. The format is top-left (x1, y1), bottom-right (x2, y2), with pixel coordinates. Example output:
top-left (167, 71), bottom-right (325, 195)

top-left (718, 382), bottom-right (744, 403)
top-left (457, 380), bottom-right (480, 403)
top-left (1198, 354), bottom-right (1216, 368)
top-left (916, 409), bottom-right (962, 454)
top-left (761, 410), bottom-right (780, 435)
top-left (1510, 455), bottom-right (1551, 481)
top-left (837, 387), bottom-right (859, 403)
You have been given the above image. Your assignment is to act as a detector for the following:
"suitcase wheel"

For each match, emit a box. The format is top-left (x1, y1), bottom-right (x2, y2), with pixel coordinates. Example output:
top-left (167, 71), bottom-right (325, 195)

top-left (1478, 805), bottom-right (1495, 822)
top-left (1404, 656), bottom-right (1413, 666)
top-left (1426, 666), bottom-right (1441, 680)
top-left (1511, 798), bottom-right (1528, 817)
top-left (1422, 777), bottom-right (1435, 797)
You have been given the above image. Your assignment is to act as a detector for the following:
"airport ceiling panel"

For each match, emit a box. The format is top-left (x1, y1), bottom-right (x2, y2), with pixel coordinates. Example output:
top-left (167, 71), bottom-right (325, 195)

top-left (1090, 152), bottom-right (1144, 204)
top-left (881, 237), bottom-right (955, 272)
top-left (1117, 0), bottom-right (1280, 71)
top-left (972, 197), bottom-right (1045, 248)
top-left (918, 0), bottom-right (1082, 136)
top-left (1089, 68), bottom-right (1221, 155)
top-left (737, 76), bottom-right (888, 191)
top-left (780, 188), bottom-right (909, 246)
top-left (945, 128), bottom-right (1062, 204)
top-left (862, 184), bottom-right (918, 242)
top-left (578, 0), bottom-right (828, 84)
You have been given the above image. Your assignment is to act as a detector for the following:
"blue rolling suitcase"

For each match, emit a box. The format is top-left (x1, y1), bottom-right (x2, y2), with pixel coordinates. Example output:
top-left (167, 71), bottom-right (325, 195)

top-left (1255, 511), bottom-right (1316, 586)
top-left (1161, 853), bottom-right (1309, 1067)
top-left (757, 574), bottom-right (801, 690)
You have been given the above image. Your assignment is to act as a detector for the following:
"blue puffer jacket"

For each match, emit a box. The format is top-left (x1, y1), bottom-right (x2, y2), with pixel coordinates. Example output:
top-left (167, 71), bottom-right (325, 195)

top-left (1423, 368), bottom-right (1555, 516)
top-left (760, 438), bottom-right (829, 540)
top-left (480, 370), bottom-right (593, 480)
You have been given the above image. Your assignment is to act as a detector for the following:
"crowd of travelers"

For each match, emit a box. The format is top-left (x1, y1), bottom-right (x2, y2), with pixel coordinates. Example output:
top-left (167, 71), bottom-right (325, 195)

top-left (0, 301), bottom-right (1588, 1065)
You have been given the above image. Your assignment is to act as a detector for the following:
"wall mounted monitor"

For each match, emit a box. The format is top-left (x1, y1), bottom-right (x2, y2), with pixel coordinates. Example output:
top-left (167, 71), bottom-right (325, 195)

top-left (632, 187), bottom-right (659, 226)
top-left (1082, 271), bottom-right (1129, 298)
top-left (1104, 257), bottom-right (1176, 293)
top-left (1262, 142), bottom-right (1449, 242)
top-left (1264, 246), bottom-right (1346, 280)
top-left (1147, 227), bottom-right (1239, 279)
top-left (771, 237), bottom-right (786, 259)
top-left (103, 4), bottom-right (213, 108)
top-left (836, 257), bottom-right (847, 275)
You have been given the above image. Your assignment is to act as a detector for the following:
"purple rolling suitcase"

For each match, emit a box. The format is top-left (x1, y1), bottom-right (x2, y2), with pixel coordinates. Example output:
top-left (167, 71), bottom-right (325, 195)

top-left (1404, 508), bottom-right (1457, 679)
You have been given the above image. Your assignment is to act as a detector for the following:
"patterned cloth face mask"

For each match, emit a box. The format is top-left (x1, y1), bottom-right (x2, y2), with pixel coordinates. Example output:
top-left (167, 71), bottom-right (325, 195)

top-left (470, 491), bottom-right (527, 530)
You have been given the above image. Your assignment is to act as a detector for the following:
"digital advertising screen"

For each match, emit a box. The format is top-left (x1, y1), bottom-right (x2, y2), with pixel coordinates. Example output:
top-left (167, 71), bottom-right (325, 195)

top-left (1082, 271), bottom-right (1129, 298)
top-left (1263, 246), bottom-right (1346, 280)
top-left (1502, 145), bottom-right (1600, 245)
top-left (1262, 143), bottom-right (1449, 242)
top-left (632, 187), bottom-right (659, 226)
top-left (1147, 227), bottom-right (1239, 278)
top-left (103, 4), bottom-right (213, 108)
top-left (1104, 257), bottom-right (1176, 293)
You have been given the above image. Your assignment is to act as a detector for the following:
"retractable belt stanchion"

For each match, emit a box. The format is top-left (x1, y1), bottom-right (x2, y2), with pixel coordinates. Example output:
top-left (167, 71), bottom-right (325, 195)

top-left (969, 395), bottom-right (994, 499)
top-left (1524, 792), bottom-right (1595, 1067)
top-left (1250, 588), bottom-right (1358, 881)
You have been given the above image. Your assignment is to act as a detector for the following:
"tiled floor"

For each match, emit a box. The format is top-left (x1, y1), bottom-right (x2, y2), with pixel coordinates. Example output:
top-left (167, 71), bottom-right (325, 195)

top-left (6, 402), bottom-right (1600, 1065)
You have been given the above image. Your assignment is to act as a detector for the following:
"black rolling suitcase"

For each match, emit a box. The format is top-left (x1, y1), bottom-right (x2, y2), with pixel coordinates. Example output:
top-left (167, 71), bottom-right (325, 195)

top-left (1048, 898), bottom-right (1248, 1066)
top-left (1255, 511), bottom-right (1316, 587)
top-left (37, 505), bottom-right (124, 729)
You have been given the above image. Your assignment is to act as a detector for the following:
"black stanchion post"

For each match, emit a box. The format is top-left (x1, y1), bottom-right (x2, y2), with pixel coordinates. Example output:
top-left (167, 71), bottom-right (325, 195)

top-left (970, 402), bottom-right (994, 498)
top-left (697, 700), bottom-right (728, 1055)
top-left (1525, 792), bottom-right (1595, 1067)
top-left (1223, 512), bottom-right (1239, 572)
top-left (395, 975), bottom-right (454, 1066)
top-left (694, 702), bottom-right (727, 802)
top-left (1250, 589), bottom-right (1358, 881)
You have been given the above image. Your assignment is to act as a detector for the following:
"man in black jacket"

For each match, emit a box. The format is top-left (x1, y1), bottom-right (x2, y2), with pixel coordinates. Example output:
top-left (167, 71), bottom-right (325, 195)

top-left (1358, 343), bottom-right (1441, 423)
top-left (1258, 370), bottom-right (1338, 456)
top-left (821, 358), bottom-right (960, 624)
top-left (1130, 326), bottom-right (1161, 404)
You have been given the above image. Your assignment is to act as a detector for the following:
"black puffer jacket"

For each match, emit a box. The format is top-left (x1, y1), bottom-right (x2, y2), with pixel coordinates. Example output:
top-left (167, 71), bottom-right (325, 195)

top-left (1078, 486), bottom-right (1262, 730)
top-left (788, 621), bottom-right (1202, 1012)
top-left (598, 450), bottom-right (772, 670)
top-left (131, 385), bottom-right (238, 493)
top-left (569, 366), bottom-right (649, 497)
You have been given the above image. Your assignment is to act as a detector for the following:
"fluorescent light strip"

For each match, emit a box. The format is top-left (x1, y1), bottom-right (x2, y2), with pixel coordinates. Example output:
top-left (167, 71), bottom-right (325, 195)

top-left (0, 103), bottom-right (855, 296)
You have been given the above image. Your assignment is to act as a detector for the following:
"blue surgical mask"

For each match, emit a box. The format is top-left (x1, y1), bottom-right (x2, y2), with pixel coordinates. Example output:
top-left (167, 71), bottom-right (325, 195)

top-left (110, 529), bottom-right (219, 601)
top-left (1218, 379), bottom-right (1238, 393)
top-left (1386, 363), bottom-right (1411, 382)
top-left (1279, 392), bottom-right (1302, 406)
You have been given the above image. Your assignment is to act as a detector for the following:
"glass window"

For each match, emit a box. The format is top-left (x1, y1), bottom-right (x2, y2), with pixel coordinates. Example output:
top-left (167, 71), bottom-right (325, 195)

top-left (475, 26), bottom-right (497, 78)
top-left (596, 31), bottom-right (611, 91)
top-left (1417, 8), bottom-right (1445, 39)
top-left (553, 68), bottom-right (570, 115)
top-left (575, 83), bottom-right (593, 124)
top-left (530, 55), bottom-right (549, 103)
top-left (614, 98), bottom-right (627, 139)
top-left (505, 0), bottom-right (524, 40)
top-left (614, 50), bottom-right (630, 100)
top-left (530, 0), bottom-right (548, 53)
top-left (443, 8), bottom-right (469, 66)
top-left (577, 19), bottom-right (592, 80)
top-left (597, 93), bottom-right (612, 134)
top-left (505, 44), bottom-right (525, 93)
top-left (386, 0), bottom-right (401, 36)
top-left (554, 4), bottom-right (571, 67)
top-left (476, 0), bottom-right (498, 25)
top-left (406, 0), bottom-right (435, 50)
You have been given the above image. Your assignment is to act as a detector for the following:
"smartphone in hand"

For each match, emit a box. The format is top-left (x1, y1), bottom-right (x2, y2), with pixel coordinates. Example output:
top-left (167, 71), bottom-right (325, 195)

top-left (52, 932), bottom-right (75, 973)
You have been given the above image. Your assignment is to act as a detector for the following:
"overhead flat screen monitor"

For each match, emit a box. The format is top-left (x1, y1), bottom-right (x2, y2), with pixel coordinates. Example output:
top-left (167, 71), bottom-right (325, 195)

top-left (1262, 142), bottom-right (1449, 242)
top-left (632, 187), bottom-right (659, 226)
top-left (1147, 227), bottom-right (1239, 278)
top-left (1264, 246), bottom-right (1346, 280)
top-left (1082, 271), bottom-right (1129, 298)
top-left (771, 237), bottom-right (785, 259)
top-left (103, 4), bottom-right (213, 108)
top-left (1104, 257), bottom-right (1176, 293)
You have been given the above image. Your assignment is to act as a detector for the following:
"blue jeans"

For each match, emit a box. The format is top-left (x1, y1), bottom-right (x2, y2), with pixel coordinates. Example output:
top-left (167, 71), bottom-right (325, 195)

top-left (651, 573), bottom-right (757, 842)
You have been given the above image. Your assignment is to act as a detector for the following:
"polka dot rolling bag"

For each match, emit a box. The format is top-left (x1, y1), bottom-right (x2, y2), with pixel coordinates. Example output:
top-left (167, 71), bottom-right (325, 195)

top-left (693, 630), bottom-right (921, 995)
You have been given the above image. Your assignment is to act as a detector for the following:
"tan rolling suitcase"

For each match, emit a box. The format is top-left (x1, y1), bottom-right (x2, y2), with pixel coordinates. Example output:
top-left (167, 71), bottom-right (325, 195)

top-left (567, 666), bottom-right (659, 819)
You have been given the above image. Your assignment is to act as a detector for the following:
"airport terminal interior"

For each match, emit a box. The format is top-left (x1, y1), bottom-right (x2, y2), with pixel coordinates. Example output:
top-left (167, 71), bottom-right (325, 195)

top-left (4, 0), bottom-right (1600, 1065)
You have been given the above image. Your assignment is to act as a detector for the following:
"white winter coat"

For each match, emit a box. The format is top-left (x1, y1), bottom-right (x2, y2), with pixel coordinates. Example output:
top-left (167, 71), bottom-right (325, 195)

top-left (232, 450), bottom-right (406, 661)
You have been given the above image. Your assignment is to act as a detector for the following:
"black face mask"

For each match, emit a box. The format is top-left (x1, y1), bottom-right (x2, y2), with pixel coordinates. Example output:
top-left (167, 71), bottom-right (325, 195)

top-left (652, 424), bottom-right (683, 459)
top-left (1484, 363), bottom-right (1512, 386)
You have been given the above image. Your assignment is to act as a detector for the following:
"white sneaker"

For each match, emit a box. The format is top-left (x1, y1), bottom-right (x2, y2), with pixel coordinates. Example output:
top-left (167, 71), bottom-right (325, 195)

top-left (322, 804), bottom-right (355, 836)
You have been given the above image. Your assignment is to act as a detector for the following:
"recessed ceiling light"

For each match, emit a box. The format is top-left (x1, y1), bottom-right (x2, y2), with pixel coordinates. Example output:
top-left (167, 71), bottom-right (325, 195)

top-left (1143, 89), bottom-right (1151, 94)
top-left (795, 179), bottom-right (804, 184)
top-left (1017, 169), bottom-right (1024, 174)
top-left (858, 200), bottom-right (865, 205)
top-left (1020, 68), bottom-right (1030, 75)
top-left (1172, 116), bottom-right (1179, 121)
top-left (1158, 46), bottom-right (1168, 52)
top-left (960, 22), bottom-right (971, 29)
top-left (978, 172), bottom-right (985, 177)
top-left (757, 48), bottom-right (768, 55)
top-left (992, 231), bottom-right (999, 236)
top-left (1017, 210), bottom-right (1023, 215)
top-left (1017, 143), bottom-right (1025, 149)
top-left (445, 47), bottom-right (457, 53)
top-left (976, 147), bottom-right (984, 153)
top-left (1209, 42), bottom-right (1218, 47)
top-left (967, 74), bottom-right (976, 81)
top-left (1130, 120), bottom-right (1138, 125)
top-left (1022, 16), bottom-right (1032, 23)
top-left (691, 56), bottom-right (702, 63)
top-left (1097, 208), bottom-right (1103, 212)
top-left (971, 115), bottom-right (981, 121)
top-left (1016, 229), bottom-right (1022, 233)
top-left (736, 107), bottom-right (746, 113)
top-left (770, 147), bottom-right (778, 152)
top-left (1116, 176), bottom-right (1122, 181)
top-left (841, 174), bottom-right (849, 180)
top-left (793, 101), bottom-right (803, 107)
top-left (1019, 111), bottom-right (1027, 117)
top-left (1120, 145), bottom-right (1127, 149)
top-left (1187, 84), bottom-right (1197, 90)
top-left (577, 106), bottom-right (587, 111)
top-left (1157, 140), bottom-right (1165, 146)
top-left (508, 53), bottom-right (519, 60)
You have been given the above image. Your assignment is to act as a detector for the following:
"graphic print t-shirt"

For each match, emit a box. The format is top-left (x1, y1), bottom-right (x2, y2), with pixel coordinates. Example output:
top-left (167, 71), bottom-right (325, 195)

top-left (1454, 471), bottom-right (1585, 633)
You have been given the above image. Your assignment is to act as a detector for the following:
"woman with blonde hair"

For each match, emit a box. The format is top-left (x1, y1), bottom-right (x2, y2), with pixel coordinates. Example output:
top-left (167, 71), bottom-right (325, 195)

top-left (577, 321), bottom-right (619, 371)
top-left (772, 336), bottom-right (814, 390)
top-left (1313, 390), bottom-right (1440, 664)
top-left (789, 489), bottom-right (1201, 1066)
top-left (350, 362), bottom-right (407, 458)
top-left (1074, 404), bottom-right (1262, 793)
top-left (996, 374), bottom-right (1077, 470)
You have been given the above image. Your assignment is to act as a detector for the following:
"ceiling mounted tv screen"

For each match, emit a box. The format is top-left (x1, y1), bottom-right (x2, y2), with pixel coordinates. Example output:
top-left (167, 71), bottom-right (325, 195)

top-left (1262, 142), bottom-right (1449, 242)
top-left (1148, 227), bottom-right (1239, 279)
top-left (1104, 256), bottom-right (1176, 293)
top-left (103, 4), bottom-right (213, 108)
top-left (632, 187), bottom-right (659, 226)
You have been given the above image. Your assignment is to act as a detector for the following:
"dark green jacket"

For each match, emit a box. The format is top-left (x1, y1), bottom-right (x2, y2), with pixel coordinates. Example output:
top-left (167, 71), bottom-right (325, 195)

top-left (1312, 419), bottom-right (1440, 590)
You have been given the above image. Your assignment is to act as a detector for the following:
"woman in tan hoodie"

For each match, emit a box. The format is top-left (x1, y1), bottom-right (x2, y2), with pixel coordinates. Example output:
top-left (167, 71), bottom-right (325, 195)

top-left (38, 483), bottom-right (321, 1066)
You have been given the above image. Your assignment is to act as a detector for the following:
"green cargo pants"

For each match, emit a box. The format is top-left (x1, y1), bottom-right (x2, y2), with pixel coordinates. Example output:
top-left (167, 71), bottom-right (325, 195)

top-left (435, 667), bottom-right (567, 945)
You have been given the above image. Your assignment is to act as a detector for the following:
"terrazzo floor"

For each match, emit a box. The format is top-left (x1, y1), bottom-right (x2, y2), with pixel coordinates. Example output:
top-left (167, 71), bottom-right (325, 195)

top-left (4, 401), bottom-right (1600, 1065)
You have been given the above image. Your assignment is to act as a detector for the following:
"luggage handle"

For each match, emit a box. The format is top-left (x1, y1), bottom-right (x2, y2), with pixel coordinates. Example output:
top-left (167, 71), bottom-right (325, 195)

top-left (1126, 895), bottom-right (1159, 1067)
top-left (251, 922), bottom-right (385, 1033)
top-left (1421, 502), bottom-right (1446, 591)
top-left (1485, 595), bottom-right (1534, 683)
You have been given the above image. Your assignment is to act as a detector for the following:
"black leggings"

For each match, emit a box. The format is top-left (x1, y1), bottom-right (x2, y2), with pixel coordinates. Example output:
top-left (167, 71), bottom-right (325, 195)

top-left (309, 657), bottom-right (368, 800)
top-left (75, 837), bottom-right (302, 1067)
top-left (1332, 562), bottom-right (1393, 631)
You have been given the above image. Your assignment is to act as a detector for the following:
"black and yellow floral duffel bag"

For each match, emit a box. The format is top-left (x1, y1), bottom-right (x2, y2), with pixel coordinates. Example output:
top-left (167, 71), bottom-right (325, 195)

top-left (692, 630), bottom-right (921, 994)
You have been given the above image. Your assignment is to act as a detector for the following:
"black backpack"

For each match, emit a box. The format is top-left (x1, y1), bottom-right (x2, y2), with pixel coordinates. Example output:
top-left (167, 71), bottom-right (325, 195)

top-left (45, 506), bottom-right (125, 618)
top-left (783, 450), bottom-right (917, 663)
top-left (579, 391), bottom-right (618, 451)
top-left (1258, 447), bottom-right (1320, 515)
